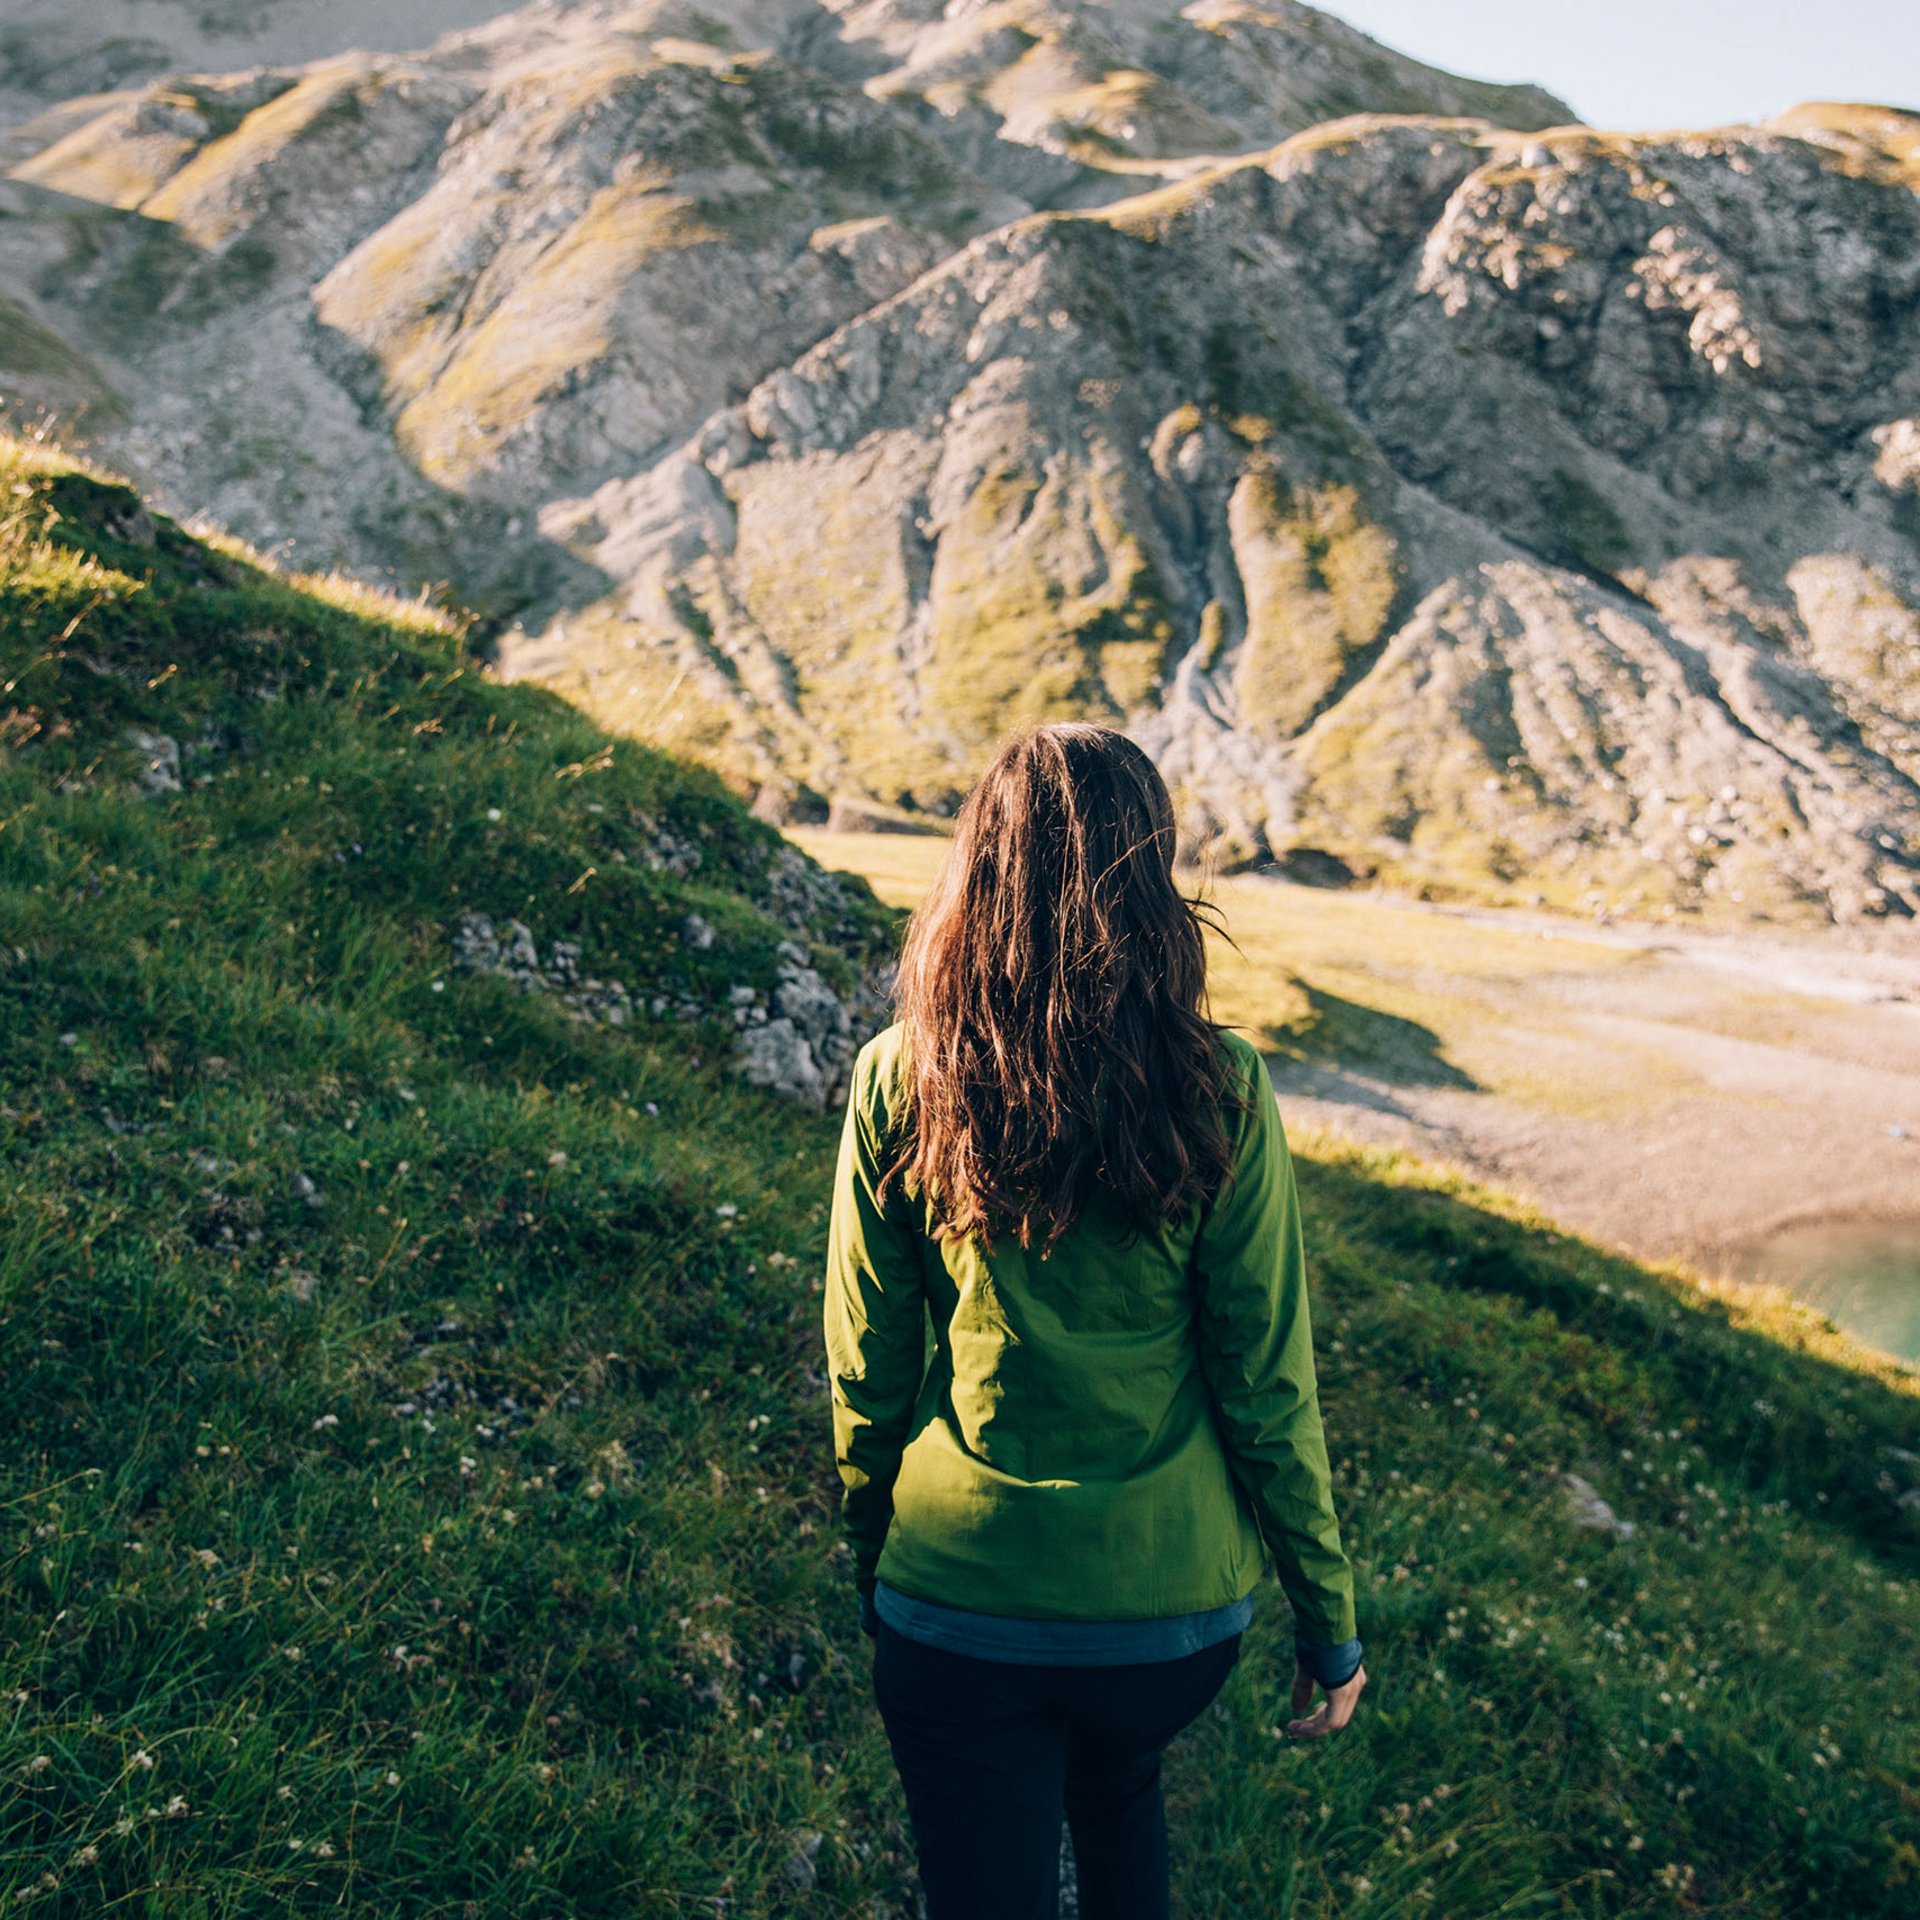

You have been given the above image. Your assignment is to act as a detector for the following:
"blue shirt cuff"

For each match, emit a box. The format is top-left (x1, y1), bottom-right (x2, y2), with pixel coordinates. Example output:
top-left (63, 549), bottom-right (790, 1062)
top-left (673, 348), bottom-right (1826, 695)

top-left (1294, 1634), bottom-right (1363, 1687)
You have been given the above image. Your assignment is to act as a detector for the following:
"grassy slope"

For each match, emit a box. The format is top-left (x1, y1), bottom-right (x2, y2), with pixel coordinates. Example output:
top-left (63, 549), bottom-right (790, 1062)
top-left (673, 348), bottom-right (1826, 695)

top-left (1, 450), bottom-right (1916, 1917)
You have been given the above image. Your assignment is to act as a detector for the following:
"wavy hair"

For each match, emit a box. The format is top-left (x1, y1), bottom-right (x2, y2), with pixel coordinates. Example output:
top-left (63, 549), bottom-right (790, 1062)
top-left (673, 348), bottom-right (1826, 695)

top-left (881, 723), bottom-right (1245, 1252)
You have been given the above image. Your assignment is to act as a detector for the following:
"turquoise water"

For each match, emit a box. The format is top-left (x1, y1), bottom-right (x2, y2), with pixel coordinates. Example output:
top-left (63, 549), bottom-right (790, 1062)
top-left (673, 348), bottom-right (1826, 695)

top-left (1724, 1222), bottom-right (1920, 1364)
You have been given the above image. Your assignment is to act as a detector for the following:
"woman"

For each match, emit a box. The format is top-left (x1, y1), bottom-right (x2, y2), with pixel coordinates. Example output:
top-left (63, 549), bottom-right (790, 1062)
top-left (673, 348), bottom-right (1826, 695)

top-left (823, 724), bottom-right (1366, 1920)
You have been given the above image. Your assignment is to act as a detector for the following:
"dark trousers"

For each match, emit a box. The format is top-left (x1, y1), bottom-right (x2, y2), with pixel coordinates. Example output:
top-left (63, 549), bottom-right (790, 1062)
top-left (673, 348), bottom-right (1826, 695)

top-left (871, 1618), bottom-right (1242, 1920)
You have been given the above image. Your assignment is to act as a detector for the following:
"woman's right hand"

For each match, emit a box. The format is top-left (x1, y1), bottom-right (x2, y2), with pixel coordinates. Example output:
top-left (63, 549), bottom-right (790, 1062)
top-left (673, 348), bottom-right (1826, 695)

top-left (1284, 1659), bottom-right (1367, 1740)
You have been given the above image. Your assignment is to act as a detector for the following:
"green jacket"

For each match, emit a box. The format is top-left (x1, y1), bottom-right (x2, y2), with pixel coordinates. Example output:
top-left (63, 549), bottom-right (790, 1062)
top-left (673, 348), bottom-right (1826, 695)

top-left (822, 1021), bottom-right (1358, 1646)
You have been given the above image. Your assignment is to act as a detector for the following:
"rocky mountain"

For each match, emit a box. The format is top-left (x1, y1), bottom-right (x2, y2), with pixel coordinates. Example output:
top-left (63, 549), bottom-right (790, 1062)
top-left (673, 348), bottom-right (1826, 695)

top-left (519, 104), bottom-right (1920, 923)
top-left (2, 3), bottom-right (1916, 922)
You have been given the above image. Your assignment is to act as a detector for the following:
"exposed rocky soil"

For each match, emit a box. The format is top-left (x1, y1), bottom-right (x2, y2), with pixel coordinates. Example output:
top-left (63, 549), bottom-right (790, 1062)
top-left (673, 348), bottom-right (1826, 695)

top-left (1, 3), bottom-right (1915, 923)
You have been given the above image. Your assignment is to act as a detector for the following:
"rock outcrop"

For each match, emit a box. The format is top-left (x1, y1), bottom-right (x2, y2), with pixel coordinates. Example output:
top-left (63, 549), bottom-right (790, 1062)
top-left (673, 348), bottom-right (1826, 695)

top-left (452, 909), bottom-right (888, 1106)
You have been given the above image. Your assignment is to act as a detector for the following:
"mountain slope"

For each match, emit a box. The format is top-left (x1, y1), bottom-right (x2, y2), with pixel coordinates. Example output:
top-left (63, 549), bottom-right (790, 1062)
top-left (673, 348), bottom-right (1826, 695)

top-left (821, 0), bottom-right (1568, 201)
top-left (0, 0), bottom-right (1563, 590)
top-left (0, 0), bottom-right (529, 129)
top-left (502, 107), bottom-right (1920, 922)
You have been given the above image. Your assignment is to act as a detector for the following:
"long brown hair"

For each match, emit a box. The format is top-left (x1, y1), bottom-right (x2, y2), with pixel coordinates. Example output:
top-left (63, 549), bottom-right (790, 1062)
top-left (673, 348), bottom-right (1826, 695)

top-left (881, 723), bottom-right (1244, 1252)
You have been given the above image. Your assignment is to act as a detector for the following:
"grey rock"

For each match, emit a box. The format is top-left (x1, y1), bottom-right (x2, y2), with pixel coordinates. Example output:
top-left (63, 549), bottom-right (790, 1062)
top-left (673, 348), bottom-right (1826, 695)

top-left (450, 908), bottom-right (879, 1104)
top-left (1563, 1472), bottom-right (1637, 1542)
top-left (738, 1016), bottom-right (829, 1108)
top-left (779, 1831), bottom-right (823, 1894)
top-left (126, 729), bottom-right (181, 796)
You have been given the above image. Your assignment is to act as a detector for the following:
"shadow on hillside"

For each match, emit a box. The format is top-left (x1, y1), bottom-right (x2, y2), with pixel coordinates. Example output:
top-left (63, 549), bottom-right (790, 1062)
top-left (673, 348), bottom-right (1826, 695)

top-left (1295, 1149), bottom-right (1920, 1570)
top-left (7, 180), bottom-right (612, 639)
top-left (1260, 984), bottom-right (1479, 1092)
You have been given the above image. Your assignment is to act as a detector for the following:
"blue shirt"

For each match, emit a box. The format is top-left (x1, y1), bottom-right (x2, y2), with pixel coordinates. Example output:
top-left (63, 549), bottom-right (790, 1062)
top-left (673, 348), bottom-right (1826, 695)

top-left (868, 1579), bottom-right (1363, 1686)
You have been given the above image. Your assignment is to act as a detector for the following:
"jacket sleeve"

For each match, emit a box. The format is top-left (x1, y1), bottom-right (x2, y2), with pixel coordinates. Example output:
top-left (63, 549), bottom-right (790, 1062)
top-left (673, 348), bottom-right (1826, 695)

top-left (1192, 1045), bottom-right (1358, 1649)
top-left (822, 1042), bottom-right (927, 1598)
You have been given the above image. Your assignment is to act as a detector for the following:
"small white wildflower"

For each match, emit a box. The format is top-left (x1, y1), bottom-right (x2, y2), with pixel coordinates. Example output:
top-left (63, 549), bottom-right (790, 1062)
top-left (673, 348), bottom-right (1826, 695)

top-left (163, 1795), bottom-right (189, 1819)
top-left (383, 1771), bottom-right (401, 1787)
top-left (547, 1150), bottom-right (567, 1167)
top-left (486, 808), bottom-right (503, 822)
top-left (715, 1202), bottom-right (738, 1219)
top-left (71, 1847), bottom-right (98, 1868)
top-left (312, 1414), bottom-right (339, 1431)
top-left (27, 1755), bottom-right (50, 1774)
top-left (430, 979), bottom-right (446, 993)
top-left (130, 1750), bottom-right (155, 1772)
top-left (314, 1841), bottom-right (336, 1858)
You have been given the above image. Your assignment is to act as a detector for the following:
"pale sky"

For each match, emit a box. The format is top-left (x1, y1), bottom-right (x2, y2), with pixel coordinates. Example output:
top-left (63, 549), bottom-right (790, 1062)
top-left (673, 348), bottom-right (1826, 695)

top-left (1324, 1), bottom-right (1920, 132)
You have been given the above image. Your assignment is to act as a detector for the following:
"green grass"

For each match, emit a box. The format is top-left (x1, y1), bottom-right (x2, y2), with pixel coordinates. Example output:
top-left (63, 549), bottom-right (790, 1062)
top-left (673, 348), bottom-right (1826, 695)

top-left (4, 450), bottom-right (1919, 1915)
top-left (0, 441), bottom-right (909, 1915)
top-left (1230, 468), bottom-right (1402, 740)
